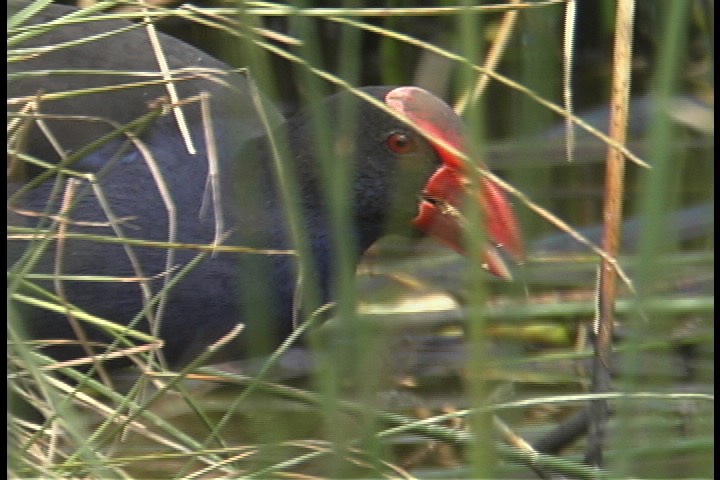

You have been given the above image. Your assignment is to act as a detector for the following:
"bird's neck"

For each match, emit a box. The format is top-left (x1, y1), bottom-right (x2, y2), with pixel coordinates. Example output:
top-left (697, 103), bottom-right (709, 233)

top-left (302, 208), bottom-right (386, 292)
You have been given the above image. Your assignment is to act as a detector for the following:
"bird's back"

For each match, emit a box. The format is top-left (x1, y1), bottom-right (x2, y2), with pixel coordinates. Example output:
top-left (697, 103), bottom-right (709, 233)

top-left (8, 2), bottom-right (290, 366)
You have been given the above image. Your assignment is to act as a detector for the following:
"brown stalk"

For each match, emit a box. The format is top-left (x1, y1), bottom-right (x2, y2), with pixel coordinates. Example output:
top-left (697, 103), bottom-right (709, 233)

top-left (586, 0), bottom-right (635, 467)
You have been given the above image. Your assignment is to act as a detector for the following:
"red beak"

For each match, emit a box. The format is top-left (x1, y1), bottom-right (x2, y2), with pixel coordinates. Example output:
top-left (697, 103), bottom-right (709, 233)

top-left (385, 87), bottom-right (525, 279)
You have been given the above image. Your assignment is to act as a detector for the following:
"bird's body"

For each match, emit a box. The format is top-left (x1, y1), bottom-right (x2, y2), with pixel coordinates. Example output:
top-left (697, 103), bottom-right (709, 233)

top-left (8, 3), bottom-right (523, 367)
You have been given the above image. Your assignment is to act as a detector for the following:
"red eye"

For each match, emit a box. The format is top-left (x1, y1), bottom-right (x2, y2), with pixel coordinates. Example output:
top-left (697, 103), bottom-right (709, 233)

top-left (387, 131), bottom-right (417, 154)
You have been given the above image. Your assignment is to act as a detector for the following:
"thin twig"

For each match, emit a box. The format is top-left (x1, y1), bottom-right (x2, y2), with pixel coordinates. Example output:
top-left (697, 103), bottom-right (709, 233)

top-left (562, 0), bottom-right (576, 163)
top-left (454, 0), bottom-right (519, 114)
top-left (588, 0), bottom-right (635, 467)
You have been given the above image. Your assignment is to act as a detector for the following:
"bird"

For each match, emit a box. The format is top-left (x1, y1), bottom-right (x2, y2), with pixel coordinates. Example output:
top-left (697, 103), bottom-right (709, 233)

top-left (7, 3), bottom-right (524, 367)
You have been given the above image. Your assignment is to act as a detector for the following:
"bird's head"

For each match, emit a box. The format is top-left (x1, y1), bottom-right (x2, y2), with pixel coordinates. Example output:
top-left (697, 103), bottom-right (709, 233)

top-left (287, 86), bottom-right (525, 279)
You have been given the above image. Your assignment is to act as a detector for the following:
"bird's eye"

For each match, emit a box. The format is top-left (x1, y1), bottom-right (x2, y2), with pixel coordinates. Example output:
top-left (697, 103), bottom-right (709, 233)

top-left (386, 131), bottom-right (417, 154)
